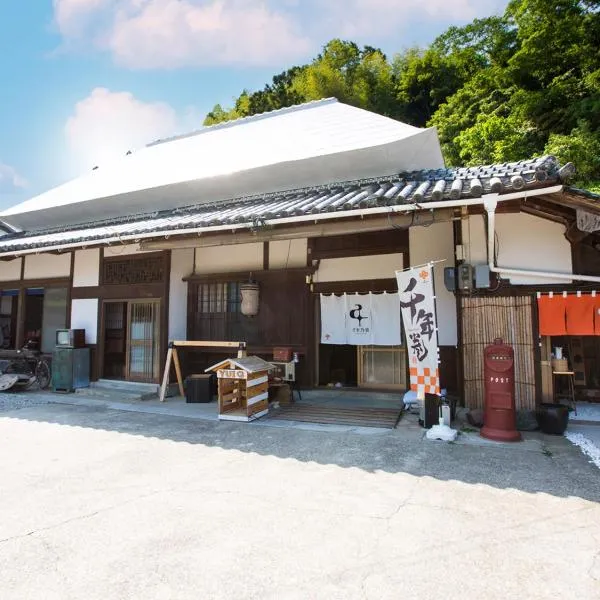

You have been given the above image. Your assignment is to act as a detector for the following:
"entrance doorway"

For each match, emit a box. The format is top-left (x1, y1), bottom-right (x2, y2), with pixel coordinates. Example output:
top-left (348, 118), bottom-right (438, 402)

top-left (102, 300), bottom-right (161, 382)
top-left (318, 344), bottom-right (406, 389)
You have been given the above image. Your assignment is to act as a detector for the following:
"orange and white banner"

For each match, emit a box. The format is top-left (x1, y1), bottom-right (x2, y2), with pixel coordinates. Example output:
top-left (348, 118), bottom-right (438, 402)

top-left (396, 265), bottom-right (440, 396)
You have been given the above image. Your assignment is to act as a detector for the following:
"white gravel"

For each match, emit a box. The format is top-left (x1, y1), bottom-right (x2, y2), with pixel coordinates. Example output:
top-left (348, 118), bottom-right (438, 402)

top-left (571, 402), bottom-right (600, 422)
top-left (565, 431), bottom-right (600, 469)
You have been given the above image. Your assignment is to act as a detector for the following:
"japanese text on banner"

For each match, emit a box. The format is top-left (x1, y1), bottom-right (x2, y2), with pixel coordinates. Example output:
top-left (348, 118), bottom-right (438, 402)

top-left (396, 266), bottom-right (440, 395)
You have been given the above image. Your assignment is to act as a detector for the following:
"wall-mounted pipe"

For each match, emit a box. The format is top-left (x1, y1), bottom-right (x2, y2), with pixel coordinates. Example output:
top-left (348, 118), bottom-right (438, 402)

top-left (483, 196), bottom-right (600, 284)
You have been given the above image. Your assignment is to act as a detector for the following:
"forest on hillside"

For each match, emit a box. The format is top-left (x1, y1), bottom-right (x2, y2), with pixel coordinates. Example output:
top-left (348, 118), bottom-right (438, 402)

top-left (204, 0), bottom-right (600, 191)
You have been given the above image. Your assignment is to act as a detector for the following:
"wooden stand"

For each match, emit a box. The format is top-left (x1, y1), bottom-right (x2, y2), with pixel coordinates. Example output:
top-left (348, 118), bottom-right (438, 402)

top-left (206, 356), bottom-right (273, 422)
top-left (159, 340), bottom-right (247, 402)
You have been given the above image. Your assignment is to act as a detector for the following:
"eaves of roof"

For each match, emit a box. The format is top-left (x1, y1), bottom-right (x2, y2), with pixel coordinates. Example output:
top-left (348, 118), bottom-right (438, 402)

top-left (0, 156), bottom-right (568, 256)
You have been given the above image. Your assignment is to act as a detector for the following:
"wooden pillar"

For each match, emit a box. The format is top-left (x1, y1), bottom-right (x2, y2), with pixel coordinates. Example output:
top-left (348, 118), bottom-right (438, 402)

top-left (15, 289), bottom-right (25, 349)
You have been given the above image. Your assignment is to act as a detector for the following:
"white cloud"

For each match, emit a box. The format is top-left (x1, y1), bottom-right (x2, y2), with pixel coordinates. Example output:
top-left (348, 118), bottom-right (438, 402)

top-left (319, 0), bottom-right (506, 39)
top-left (0, 162), bottom-right (27, 194)
top-left (53, 0), bottom-right (509, 69)
top-left (54, 0), bottom-right (312, 68)
top-left (64, 88), bottom-right (180, 172)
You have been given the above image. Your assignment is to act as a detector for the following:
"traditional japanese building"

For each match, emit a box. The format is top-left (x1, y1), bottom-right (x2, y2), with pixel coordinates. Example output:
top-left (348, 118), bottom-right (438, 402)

top-left (0, 98), bottom-right (599, 411)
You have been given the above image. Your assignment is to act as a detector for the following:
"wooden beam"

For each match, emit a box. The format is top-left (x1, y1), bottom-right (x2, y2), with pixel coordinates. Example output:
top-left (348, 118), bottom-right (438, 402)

top-left (565, 222), bottom-right (589, 245)
top-left (170, 340), bottom-right (246, 349)
top-left (159, 347), bottom-right (173, 402)
top-left (183, 267), bottom-right (314, 283)
top-left (172, 347), bottom-right (185, 397)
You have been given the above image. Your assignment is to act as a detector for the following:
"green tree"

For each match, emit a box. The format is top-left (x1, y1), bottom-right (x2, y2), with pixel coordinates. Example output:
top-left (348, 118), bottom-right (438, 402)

top-left (544, 125), bottom-right (600, 187)
top-left (201, 1), bottom-right (600, 185)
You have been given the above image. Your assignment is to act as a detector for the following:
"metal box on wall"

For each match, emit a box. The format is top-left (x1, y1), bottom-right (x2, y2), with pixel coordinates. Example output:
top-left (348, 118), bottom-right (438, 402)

top-left (52, 348), bottom-right (90, 393)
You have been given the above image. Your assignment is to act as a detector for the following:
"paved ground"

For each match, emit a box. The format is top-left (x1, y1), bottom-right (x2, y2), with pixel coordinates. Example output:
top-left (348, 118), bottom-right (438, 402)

top-left (1, 402), bottom-right (599, 600)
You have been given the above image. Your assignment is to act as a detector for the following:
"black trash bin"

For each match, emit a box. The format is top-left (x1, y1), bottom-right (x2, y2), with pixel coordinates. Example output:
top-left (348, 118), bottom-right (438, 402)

top-left (185, 374), bottom-right (214, 403)
top-left (419, 393), bottom-right (440, 429)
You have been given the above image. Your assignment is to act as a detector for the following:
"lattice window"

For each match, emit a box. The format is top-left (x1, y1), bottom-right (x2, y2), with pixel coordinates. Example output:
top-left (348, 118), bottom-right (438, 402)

top-left (103, 256), bottom-right (166, 285)
top-left (192, 282), bottom-right (248, 341)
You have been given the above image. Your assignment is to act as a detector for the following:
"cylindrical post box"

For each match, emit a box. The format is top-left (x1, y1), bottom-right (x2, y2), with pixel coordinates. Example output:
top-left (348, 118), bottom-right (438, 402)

top-left (480, 338), bottom-right (521, 442)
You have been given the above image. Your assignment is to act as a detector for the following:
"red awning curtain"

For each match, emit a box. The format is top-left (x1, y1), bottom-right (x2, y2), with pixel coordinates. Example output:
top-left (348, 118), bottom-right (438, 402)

top-left (537, 295), bottom-right (567, 336)
top-left (565, 295), bottom-right (596, 335)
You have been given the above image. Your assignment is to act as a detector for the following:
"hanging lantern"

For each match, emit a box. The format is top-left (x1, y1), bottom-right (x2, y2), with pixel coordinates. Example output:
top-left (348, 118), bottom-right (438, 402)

top-left (240, 280), bottom-right (260, 317)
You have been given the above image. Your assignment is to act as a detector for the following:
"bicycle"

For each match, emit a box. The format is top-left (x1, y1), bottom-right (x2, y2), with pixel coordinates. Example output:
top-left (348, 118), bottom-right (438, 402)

top-left (0, 341), bottom-right (52, 390)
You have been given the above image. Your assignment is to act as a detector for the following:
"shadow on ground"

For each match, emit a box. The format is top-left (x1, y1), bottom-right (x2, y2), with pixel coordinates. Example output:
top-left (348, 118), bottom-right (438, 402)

top-left (3, 401), bottom-right (600, 503)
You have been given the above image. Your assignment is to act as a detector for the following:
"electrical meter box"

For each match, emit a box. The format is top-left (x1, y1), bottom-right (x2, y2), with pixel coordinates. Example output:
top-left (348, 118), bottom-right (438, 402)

top-left (458, 264), bottom-right (474, 290)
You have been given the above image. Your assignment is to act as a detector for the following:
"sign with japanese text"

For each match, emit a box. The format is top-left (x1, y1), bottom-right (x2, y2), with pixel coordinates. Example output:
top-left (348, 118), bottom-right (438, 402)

top-left (320, 293), bottom-right (402, 346)
top-left (396, 265), bottom-right (440, 395)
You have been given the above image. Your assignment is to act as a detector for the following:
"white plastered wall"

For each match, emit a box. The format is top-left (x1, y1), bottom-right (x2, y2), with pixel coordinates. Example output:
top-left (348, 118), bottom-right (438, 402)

top-left (462, 213), bottom-right (573, 285)
top-left (409, 221), bottom-right (457, 346)
top-left (269, 239), bottom-right (308, 269)
top-left (313, 253), bottom-right (404, 283)
top-left (70, 298), bottom-right (98, 344)
top-left (0, 258), bottom-right (22, 282)
top-left (73, 249), bottom-right (100, 287)
top-left (169, 248), bottom-right (194, 341)
top-left (24, 253), bottom-right (71, 279)
top-left (195, 243), bottom-right (263, 274)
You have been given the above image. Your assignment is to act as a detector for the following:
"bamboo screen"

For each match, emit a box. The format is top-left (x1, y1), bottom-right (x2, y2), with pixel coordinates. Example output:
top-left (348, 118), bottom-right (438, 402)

top-left (461, 296), bottom-right (536, 411)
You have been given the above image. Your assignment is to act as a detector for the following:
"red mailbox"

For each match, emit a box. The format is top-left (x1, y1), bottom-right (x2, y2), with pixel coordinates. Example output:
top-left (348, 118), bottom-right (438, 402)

top-left (480, 338), bottom-right (521, 442)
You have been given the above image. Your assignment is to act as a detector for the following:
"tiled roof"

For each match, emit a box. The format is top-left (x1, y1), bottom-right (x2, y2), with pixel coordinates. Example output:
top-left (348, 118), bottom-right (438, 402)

top-left (0, 156), bottom-right (568, 255)
top-left (2, 97), bottom-right (442, 231)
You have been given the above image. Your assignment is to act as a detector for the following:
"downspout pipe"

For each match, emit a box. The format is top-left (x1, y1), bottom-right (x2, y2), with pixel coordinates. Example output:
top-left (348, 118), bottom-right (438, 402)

top-left (483, 196), bottom-right (600, 284)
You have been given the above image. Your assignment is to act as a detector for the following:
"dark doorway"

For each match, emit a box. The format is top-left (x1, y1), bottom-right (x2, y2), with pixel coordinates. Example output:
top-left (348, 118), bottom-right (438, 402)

top-left (318, 344), bottom-right (358, 387)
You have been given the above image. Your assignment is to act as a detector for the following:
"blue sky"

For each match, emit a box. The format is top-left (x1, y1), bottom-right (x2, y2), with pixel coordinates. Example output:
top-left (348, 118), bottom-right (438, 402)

top-left (0, 0), bottom-right (508, 210)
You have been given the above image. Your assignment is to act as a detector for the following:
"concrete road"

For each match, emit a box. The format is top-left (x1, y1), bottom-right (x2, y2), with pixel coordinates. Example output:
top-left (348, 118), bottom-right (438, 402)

top-left (1, 403), bottom-right (599, 600)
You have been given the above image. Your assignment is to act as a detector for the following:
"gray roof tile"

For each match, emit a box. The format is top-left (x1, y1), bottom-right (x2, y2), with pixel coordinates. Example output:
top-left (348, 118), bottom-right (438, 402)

top-left (0, 156), bottom-right (568, 254)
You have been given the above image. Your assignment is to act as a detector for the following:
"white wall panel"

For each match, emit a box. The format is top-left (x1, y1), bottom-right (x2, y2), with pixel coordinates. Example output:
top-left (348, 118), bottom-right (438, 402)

top-left (495, 213), bottom-right (572, 284)
top-left (461, 215), bottom-right (487, 265)
top-left (169, 248), bottom-right (194, 341)
top-left (269, 239), bottom-right (307, 269)
top-left (195, 243), bottom-right (263, 274)
top-left (409, 221), bottom-right (457, 346)
top-left (73, 249), bottom-right (100, 287)
top-left (24, 253), bottom-right (71, 279)
top-left (462, 213), bottom-right (573, 284)
top-left (71, 298), bottom-right (99, 344)
top-left (0, 258), bottom-right (22, 282)
top-left (313, 253), bottom-right (404, 282)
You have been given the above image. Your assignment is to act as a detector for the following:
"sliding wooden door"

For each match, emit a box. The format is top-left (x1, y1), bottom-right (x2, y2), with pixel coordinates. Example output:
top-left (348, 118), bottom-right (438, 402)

top-left (127, 300), bottom-right (161, 382)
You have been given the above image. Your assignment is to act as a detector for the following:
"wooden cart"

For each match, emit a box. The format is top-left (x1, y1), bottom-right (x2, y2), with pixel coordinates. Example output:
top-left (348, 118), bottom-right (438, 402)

top-left (206, 356), bottom-right (273, 422)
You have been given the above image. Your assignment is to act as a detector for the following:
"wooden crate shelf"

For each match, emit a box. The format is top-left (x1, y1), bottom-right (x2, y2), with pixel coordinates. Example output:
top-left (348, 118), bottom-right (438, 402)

top-left (206, 356), bottom-right (273, 422)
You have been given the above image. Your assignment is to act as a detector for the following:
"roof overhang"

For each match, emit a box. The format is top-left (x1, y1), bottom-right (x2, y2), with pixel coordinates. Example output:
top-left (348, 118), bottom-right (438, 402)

top-left (0, 185), bottom-right (564, 259)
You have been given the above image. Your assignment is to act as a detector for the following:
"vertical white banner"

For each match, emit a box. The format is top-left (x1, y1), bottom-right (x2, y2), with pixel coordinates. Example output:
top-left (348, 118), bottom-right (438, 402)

top-left (371, 292), bottom-right (402, 345)
top-left (396, 265), bottom-right (440, 395)
top-left (345, 293), bottom-right (373, 345)
top-left (320, 294), bottom-right (347, 344)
